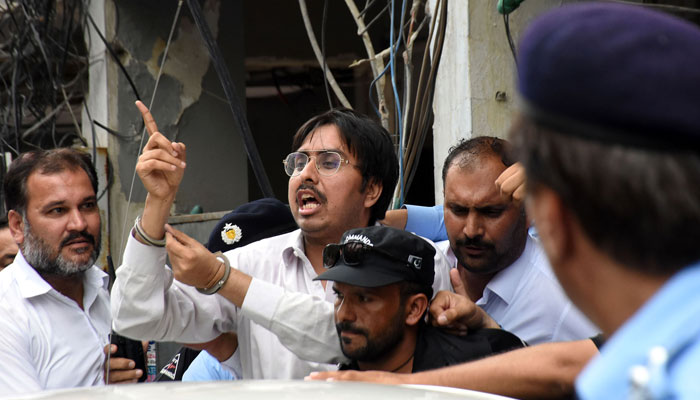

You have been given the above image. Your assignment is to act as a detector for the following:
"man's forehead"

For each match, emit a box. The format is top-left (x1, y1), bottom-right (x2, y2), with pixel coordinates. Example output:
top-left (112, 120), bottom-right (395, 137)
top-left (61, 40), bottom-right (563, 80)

top-left (25, 169), bottom-right (96, 204)
top-left (298, 125), bottom-right (349, 152)
top-left (445, 161), bottom-right (508, 204)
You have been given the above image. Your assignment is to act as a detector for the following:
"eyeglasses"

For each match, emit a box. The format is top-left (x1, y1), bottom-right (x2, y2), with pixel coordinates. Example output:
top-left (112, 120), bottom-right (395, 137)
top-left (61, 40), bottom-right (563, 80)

top-left (283, 151), bottom-right (350, 177)
top-left (323, 241), bottom-right (417, 270)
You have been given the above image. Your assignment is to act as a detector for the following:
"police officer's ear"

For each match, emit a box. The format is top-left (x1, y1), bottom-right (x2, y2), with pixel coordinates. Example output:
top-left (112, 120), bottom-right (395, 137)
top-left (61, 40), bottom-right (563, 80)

top-left (7, 210), bottom-right (25, 246)
top-left (403, 293), bottom-right (429, 327)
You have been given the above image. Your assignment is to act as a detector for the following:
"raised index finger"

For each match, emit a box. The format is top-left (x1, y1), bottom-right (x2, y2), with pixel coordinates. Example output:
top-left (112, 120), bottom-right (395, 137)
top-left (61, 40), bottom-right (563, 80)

top-left (135, 100), bottom-right (159, 137)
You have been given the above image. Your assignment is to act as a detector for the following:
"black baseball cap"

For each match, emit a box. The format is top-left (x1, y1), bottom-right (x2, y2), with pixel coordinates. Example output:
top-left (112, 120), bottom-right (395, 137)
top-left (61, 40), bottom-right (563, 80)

top-left (315, 226), bottom-right (435, 290)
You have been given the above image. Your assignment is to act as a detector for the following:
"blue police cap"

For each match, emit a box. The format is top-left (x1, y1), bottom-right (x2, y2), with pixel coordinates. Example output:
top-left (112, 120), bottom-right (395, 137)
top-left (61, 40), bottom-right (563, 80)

top-left (206, 198), bottom-right (297, 253)
top-left (517, 2), bottom-right (700, 150)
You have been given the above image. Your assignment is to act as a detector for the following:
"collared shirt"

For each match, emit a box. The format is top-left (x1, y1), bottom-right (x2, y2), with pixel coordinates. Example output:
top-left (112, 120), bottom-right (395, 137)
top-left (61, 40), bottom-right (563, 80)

top-left (112, 230), bottom-right (453, 378)
top-left (577, 262), bottom-right (700, 399)
top-left (436, 236), bottom-right (598, 344)
top-left (0, 251), bottom-right (111, 394)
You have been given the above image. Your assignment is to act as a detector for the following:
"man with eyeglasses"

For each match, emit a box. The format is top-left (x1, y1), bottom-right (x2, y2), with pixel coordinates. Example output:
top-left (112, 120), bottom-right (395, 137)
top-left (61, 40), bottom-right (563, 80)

top-left (111, 105), bottom-right (453, 379)
top-left (317, 225), bottom-right (523, 373)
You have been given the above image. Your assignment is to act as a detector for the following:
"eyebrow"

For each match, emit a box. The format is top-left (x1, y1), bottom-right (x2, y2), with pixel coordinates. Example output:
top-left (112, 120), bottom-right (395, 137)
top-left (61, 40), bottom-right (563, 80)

top-left (476, 204), bottom-right (508, 211)
top-left (297, 149), bottom-right (347, 157)
top-left (40, 195), bottom-right (97, 212)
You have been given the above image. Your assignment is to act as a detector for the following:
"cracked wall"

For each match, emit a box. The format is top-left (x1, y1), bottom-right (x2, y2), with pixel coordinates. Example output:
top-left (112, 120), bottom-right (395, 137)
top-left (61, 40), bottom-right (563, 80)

top-left (106, 0), bottom-right (247, 257)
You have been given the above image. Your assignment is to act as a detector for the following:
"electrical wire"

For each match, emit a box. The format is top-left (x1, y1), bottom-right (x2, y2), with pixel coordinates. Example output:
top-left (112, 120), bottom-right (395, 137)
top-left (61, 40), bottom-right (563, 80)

top-left (403, 0), bottom-right (447, 195)
top-left (389, 0), bottom-right (408, 206)
top-left (184, 0), bottom-right (275, 198)
top-left (117, 0), bottom-right (184, 266)
top-left (86, 12), bottom-right (142, 102)
top-left (321, 0), bottom-right (332, 108)
top-left (503, 13), bottom-right (517, 63)
top-left (321, 0), bottom-right (332, 109)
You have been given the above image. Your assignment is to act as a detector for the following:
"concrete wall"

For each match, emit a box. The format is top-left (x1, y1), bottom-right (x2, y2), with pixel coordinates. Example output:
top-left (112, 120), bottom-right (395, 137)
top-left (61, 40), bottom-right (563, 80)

top-left (431, 0), bottom-right (578, 203)
top-left (99, 0), bottom-right (247, 260)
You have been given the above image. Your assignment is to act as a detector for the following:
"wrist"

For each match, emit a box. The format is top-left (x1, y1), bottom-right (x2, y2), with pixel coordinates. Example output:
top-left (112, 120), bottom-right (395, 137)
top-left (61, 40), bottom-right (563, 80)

top-left (141, 195), bottom-right (174, 239)
top-left (133, 216), bottom-right (166, 247)
top-left (197, 252), bottom-right (231, 295)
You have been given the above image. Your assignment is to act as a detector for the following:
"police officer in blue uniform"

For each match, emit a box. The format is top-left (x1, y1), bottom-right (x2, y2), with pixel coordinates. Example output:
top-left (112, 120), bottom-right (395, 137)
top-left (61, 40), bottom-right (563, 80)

top-left (512, 2), bottom-right (700, 398)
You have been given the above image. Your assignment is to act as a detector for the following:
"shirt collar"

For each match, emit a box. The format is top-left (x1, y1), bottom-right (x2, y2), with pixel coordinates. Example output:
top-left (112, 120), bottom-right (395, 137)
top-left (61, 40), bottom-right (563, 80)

top-left (11, 249), bottom-right (108, 300)
top-left (439, 235), bottom-right (535, 306)
top-left (281, 229), bottom-right (308, 264)
top-left (480, 235), bottom-right (539, 306)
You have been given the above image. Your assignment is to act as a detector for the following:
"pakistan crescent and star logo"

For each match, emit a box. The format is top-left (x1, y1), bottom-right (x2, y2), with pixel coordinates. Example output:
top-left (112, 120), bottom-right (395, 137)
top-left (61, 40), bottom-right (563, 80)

top-left (221, 223), bottom-right (243, 245)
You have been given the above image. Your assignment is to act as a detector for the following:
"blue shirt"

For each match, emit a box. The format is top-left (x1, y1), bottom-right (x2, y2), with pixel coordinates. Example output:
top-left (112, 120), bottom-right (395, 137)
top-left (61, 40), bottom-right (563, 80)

top-left (404, 205), bottom-right (447, 242)
top-left (182, 350), bottom-right (238, 382)
top-left (577, 262), bottom-right (700, 399)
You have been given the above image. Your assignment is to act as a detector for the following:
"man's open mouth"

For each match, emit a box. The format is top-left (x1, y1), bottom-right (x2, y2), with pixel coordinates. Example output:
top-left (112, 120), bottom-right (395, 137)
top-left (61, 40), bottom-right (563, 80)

top-left (298, 192), bottom-right (321, 211)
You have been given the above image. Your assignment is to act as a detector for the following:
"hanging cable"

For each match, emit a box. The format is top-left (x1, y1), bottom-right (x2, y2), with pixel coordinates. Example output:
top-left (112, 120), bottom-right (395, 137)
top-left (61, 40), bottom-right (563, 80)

top-left (86, 12), bottom-right (142, 102)
top-left (117, 0), bottom-right (184, 265)
top-left (389, 0), bottom-right (408, 207)
top-left (185, 0), bottom-right (274, 198)
top-left (321, 0), bottom-right (333, 109)
top-left (503, 13), bottom-right (517, 63)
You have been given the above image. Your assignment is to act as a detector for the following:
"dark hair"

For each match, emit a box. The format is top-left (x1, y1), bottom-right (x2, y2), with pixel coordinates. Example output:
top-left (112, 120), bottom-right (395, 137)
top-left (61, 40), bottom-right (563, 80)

top-left (400, 280), bottom-right (432, 302)
top-left (512, 115), bottom-right (700, 275)
top-left (441, 136), bottom-right (516, 186)
top-left (292, 108), bottom-right (399, 225)
top-left (0, 215), bottom-right (8, 229)
top-left (3, 148), bottom-right (98, 215)
top-left (399, 281), bottom-right (431, 320)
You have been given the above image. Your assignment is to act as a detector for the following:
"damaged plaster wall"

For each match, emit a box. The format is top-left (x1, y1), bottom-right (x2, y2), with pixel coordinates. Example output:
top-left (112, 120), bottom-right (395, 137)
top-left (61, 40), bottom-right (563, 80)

top-left (431, 0), bottom-right (578, 203)
top-left (106, 0), bottom-right (247, 258)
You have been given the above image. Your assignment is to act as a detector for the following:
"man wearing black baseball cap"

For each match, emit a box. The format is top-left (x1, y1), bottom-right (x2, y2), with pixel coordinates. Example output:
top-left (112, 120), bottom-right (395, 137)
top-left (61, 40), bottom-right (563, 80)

top-left (316, 226), bottom-right (522, 373)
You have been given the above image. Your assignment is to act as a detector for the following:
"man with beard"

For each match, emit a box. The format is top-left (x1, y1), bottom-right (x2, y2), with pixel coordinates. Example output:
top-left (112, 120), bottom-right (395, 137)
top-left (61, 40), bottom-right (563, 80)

top-left (111, 104), bottom-right (452, 379)
top-left (433, 137), bottom-right (597, 344)
top-left (318, 226), bottom-right (523, 373)
top-left (0, 149), bottom-right (142, 394)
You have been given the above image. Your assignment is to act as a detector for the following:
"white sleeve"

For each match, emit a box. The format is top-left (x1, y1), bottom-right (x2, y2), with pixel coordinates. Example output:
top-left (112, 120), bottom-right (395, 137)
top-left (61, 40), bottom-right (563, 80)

top-left (240, 277), bottom-right (348, 364)
top-left (551, 301), bottom-right (600, 342)
top-left (0, 308), bottom-right (42, 394)
top-left (110, 234), bottom-right (237, 342)
top-left (424, 237), bottom-right (454, 297)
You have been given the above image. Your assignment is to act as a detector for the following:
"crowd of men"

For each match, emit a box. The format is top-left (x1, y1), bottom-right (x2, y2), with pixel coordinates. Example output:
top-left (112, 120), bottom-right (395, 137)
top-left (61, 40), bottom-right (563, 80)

top-left (1, 2), bottom-right (699, 399)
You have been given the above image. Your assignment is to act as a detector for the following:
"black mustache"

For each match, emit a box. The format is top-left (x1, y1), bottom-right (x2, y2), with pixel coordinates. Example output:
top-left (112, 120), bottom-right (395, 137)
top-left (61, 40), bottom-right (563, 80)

top-left (296, 183), bottom-right (328, 204)
top-left (60, 231), bottom-right (95, 248)
top-left (336, 321), bottom-right (368, 336)
top-left (455, 236), bottom-right (494, 250)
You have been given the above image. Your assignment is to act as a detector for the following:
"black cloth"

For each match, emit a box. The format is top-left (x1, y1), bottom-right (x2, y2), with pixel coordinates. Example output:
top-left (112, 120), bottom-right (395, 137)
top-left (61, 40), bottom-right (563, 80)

top-left (156, 347), bottom-right (201, 381)
top-left (590, 333), bottom-right (606, 350)
top-left (339, 324), bottom-right (524, 372)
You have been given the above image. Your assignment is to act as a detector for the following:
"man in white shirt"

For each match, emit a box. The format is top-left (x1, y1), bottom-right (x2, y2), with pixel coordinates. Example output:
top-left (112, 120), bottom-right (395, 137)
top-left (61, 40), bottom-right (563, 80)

top-left (111, 103), bottom-right (452, 379)
top-left (0, 148), bottom-right (141, 394)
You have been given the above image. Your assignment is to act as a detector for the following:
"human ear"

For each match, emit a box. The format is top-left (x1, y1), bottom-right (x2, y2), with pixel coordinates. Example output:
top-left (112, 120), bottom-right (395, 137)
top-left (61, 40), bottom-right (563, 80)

top-left (7, 210), bottom-right (25, 245)
top-left (404, 294), bottom-right (429, 326)
top-left (363, 179), bottom-right (382, 209)
top-left (526, 186), bottom-right (572, 266)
